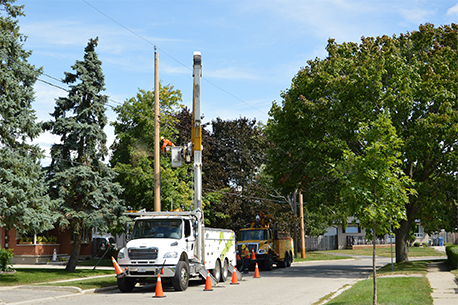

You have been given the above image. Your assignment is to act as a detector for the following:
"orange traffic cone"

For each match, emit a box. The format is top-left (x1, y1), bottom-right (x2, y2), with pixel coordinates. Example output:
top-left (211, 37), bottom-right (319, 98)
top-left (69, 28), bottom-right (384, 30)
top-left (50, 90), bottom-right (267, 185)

top-left (230, 266), bottom-right (239, 285)
top-left (251, 250), bottom-right (257, 261)
top-left (204, 270), bottom-right (213, 291)
top-left (111, 256), bottom-right (125, 278)
top-left (254, 263), bottom-right (260, 278)
top-left (153, 274), bottom-right (166, 298)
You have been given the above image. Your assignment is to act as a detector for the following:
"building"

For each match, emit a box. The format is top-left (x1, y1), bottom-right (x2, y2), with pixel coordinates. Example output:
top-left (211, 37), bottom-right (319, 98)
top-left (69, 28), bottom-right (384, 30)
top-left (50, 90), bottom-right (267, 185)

top-left (0, 226), bottom-right (104, 264)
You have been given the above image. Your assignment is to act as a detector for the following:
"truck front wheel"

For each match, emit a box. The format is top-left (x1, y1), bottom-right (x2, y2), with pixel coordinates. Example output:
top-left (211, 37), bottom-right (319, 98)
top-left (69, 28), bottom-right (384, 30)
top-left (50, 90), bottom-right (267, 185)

top-left (264, 253), bottom-right (273, 271)
top-left (172, 261), bottom-right (189, 291)
top-left (117, 277), bottom-right (136, 292)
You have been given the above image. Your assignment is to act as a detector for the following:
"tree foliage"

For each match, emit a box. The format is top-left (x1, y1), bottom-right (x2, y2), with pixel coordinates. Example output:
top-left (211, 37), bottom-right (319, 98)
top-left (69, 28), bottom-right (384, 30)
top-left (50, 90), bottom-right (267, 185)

top-left (0, 0), bottom-right (56, 234)
top-left (201, 117), bottom-right (293, 232)
top-left (335, 113), bottom-right (414, 305)
top-left (110, 86), bottom-right (194, 211)
top-left (44, 38), bottom-right (126, 272)
top-left (266, 23), bottom-right (458, 263)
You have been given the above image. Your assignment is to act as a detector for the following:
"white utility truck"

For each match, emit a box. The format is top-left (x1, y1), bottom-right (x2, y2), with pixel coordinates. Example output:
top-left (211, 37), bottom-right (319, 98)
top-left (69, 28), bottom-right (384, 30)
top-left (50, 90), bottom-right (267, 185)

top-left (116, 209), bottom-right (236, 292)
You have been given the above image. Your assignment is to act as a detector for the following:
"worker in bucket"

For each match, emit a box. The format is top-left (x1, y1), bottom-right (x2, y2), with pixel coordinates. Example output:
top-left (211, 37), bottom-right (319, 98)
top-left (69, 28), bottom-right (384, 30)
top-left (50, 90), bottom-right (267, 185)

top-left (240, 244), bottom-right (250, 274)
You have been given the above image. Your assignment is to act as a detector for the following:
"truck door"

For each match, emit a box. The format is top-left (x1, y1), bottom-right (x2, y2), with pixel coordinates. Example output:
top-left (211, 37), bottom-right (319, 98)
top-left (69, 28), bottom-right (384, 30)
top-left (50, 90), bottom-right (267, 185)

top-left (184, 219), bottom-right (195, 259)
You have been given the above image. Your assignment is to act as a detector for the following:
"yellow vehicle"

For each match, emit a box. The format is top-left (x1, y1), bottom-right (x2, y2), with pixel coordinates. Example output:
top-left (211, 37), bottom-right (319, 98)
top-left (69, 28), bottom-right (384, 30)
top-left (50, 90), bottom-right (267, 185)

top-left (236, 212), bottom-right (294, 271)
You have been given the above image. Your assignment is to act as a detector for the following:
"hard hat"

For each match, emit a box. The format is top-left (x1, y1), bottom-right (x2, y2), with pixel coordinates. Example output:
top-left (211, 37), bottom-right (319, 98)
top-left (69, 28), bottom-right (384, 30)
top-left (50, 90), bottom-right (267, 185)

top-left (242, 244), bottom-right (246, 249)
top-left (160, 136), bottom-right (164, 140)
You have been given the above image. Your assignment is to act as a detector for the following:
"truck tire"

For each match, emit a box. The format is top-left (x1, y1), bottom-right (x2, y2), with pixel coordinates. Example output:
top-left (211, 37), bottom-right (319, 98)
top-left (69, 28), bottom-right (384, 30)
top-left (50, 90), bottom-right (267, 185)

top-left (264, 253), bottom-right (273, 271)
top-left (277, 251), bottom-right (288, 268)
top-left (117, 277), bottom-right (136, 292)
top-left (172, 261), bottom-right (189, 291)
top-left (220, 259), bottom-right (229, 282)
top-left (287, 250), bottom-right (293, 267)
top-left (211, 259), bottom-right (221, 283)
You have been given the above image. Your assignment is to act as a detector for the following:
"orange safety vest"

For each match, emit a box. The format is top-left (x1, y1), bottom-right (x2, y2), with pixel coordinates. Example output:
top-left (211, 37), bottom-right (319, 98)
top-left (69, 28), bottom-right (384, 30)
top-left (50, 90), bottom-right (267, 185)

top-left (241, 247), bottom-right (250, 259)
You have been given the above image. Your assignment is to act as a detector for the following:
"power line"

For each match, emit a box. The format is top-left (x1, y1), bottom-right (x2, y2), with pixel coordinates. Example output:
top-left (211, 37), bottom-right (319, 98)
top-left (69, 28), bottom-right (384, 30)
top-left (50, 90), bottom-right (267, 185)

top-left (80, 0), bottom-right (267, 115)
top-left (3, 54), bottom-right (290, 204)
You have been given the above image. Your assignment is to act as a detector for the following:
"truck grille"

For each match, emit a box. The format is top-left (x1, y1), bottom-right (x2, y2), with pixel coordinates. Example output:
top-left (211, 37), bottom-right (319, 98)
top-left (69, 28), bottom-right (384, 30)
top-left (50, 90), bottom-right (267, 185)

top-left (128, 247), bottom-right (158, 259)
top-left (238, 243), bottom-right (258, 254)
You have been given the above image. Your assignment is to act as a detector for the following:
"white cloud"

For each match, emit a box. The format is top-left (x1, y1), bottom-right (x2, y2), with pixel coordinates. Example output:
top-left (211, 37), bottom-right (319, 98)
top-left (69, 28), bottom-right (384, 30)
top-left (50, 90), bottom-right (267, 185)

top-left (446, 2), bottom-right (458, 17)
top-left (398, 7), bottom-right (434, 25)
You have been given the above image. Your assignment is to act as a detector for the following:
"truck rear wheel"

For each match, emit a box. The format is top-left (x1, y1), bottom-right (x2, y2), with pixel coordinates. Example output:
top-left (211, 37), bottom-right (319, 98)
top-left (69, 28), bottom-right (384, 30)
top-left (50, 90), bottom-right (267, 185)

top-left (287, 250), bottom-right (293, 267)
top-left (117, 277), bottom-right (136, 292)
top-left (172, 261), bottom-right (189, 291)
top-left (220, 259), bottom-right (229, 282)
top-left (211, 259), bottom-right (221, 283)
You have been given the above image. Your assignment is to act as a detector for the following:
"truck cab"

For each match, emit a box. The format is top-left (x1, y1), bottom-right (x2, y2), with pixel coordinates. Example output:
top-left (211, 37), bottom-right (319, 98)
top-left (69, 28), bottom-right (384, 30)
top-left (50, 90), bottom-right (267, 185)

top-left (117, 211), bottom-right (236, 292)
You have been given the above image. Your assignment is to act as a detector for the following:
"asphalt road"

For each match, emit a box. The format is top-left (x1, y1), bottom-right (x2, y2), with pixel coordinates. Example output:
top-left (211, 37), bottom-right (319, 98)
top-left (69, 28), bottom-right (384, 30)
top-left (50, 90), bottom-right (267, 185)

top-left (2, 256), bottom-right (403, 305)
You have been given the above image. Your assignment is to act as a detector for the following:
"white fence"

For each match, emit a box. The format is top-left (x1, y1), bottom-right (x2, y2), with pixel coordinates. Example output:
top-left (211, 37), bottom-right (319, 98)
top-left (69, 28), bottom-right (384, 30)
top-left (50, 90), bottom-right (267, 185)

top-left (305, 235), bottom-right (337, 251)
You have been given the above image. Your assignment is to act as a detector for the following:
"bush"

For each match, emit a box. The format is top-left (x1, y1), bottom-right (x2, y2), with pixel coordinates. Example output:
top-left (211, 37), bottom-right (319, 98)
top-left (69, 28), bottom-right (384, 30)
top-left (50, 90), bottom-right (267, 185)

top-left (422, 243), bottom-right (428, 247)
top-left (414, 242), bottom-right (420, 247)
top-left (0, 248), bottom-right (14, 271)
top-left (445, 244), bottom-right (458, 270)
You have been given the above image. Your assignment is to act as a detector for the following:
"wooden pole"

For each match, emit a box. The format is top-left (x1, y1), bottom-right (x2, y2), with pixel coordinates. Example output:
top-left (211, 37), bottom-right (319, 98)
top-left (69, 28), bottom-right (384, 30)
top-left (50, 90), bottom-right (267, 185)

top-left (154, 47), bottom-right (161, 212)
top-left (299, 190), bottom-right (306, 258)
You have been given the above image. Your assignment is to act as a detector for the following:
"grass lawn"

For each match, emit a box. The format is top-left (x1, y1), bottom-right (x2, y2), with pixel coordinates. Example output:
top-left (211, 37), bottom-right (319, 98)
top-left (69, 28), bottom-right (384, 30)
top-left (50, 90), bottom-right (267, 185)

top-left (452, 269), bottom-right (458, 281)
top-left (40, 276), bottom-right (118, 290)
top-left (295, 252), bottom-right (353, 262)
top-left (0, 268), bottom-right (115, 287)
top-left (325, 277), bottom-right (433, 305)
top-left (77, 258), bottom-right (114, 267)
top-left (325, 246), bottom-right (445, 258)
top-left (317, 260), bottom-right (435, 305)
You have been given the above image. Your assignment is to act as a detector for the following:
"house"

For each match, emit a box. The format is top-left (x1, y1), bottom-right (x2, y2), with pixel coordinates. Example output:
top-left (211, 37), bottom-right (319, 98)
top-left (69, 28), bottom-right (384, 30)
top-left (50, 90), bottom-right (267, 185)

top-left (0, 226), bottom-right (99, 264)
top-left (412, 220), bottom-right (458, 246)
top-left (335, 218), bottom-right (395, 250)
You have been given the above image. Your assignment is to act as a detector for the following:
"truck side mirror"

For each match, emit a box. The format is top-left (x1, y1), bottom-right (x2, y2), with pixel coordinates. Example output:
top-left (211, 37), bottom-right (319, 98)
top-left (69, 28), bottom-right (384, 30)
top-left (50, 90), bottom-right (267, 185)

top-left (126, 223), bottom-right (131, 241)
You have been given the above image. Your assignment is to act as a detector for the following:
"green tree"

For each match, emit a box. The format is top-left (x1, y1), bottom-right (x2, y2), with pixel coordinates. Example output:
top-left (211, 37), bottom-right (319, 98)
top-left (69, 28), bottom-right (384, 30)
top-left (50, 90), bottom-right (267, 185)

top-left (110, 86), bottom-right (194, 211)
top-left (266, 24), bottom-right (458, 263)
top-left (203, 117), bottom-right (290, 231)
top-left (0, 0), bottom-right (56, 234)
top-left (336, 113), bottom-right (414, 305)
top-left (44, 38), bottom-right (126, 272)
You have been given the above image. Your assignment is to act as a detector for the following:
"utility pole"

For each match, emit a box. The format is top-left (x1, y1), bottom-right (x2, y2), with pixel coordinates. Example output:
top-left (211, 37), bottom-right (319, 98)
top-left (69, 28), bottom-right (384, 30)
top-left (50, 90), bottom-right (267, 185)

top-left (299, 190), bottom-right (306, 258)
top-left (192, 51), bottom-right (203, 262)
top-left (154, 47), bottom-right (161, 212)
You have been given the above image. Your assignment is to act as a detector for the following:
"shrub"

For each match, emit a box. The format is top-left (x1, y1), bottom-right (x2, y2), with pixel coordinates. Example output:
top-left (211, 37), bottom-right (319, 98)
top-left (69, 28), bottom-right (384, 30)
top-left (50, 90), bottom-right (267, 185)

top-left (0, 248), bottom-right (14, 271)
top-left (414, 242), bottom-right (420, 247)
top-left (445, 244), bottom-right (458, 270)
top-left (422, 243), bottom-right (428, 247)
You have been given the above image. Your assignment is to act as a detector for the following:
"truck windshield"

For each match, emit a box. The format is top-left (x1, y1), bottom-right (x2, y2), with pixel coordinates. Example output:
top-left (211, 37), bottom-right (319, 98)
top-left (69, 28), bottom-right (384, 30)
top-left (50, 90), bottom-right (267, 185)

top-left (238, 229), bottom-right (267, 241)
top-left (131, 219), bottom-right (182, 240)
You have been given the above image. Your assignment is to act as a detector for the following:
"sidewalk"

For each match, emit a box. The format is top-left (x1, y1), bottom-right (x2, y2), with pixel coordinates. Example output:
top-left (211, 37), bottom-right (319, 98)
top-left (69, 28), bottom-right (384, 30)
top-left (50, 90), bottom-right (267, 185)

top-left (0, 264), bottom-right (116, 305)
top-left (427, 261), bottom-right (458, 305)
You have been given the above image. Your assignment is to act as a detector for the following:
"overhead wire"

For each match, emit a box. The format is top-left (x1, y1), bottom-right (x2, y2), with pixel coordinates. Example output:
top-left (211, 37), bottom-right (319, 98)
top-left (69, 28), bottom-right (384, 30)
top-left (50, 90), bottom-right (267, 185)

top-left (80, 0), bottom-right (266, 115)
top-left (2, 0), bottom-right (301, 205)
top-left (4, 56), bottom-right (279, 204)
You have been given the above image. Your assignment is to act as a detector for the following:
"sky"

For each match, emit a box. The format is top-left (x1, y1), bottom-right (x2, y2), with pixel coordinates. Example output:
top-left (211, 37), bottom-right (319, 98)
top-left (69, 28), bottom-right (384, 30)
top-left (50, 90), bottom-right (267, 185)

top-left (12, 0), bottom-right (458, 164)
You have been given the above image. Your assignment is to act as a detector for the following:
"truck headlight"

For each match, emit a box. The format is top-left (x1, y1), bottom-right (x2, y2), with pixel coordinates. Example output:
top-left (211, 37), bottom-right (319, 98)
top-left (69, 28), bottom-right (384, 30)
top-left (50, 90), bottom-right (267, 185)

top-left (117, 248), bottom-right (126, 259)
top-left (258, 249), bottom-right (266, 255)
top-left (163, 251), bottom-right (178, 258)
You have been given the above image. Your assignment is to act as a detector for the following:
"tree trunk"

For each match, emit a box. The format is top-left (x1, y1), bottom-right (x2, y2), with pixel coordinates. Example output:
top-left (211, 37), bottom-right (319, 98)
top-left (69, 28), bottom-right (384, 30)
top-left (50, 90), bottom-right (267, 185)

top-left (65, 230), bottom-right (82, 272)
top-left (372, 222), bottom-right (377, 305)
top-left (395, 218), bottom-right (410, 263)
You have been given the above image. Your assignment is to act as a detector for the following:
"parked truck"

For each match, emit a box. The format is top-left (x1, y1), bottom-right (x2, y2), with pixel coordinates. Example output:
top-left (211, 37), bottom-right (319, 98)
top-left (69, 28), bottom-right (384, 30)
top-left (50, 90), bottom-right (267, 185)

top-left (236, 211), bottom-right (294, 271)
top-left (116, 209), bottom-right (236, 292)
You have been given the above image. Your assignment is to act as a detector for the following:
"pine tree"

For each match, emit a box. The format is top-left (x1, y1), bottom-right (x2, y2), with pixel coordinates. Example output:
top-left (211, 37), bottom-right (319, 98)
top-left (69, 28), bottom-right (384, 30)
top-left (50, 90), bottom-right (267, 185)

top-left (44, 38), bottom-right (126, 272)
top-left (0, 0), bottom-right (56, 234)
